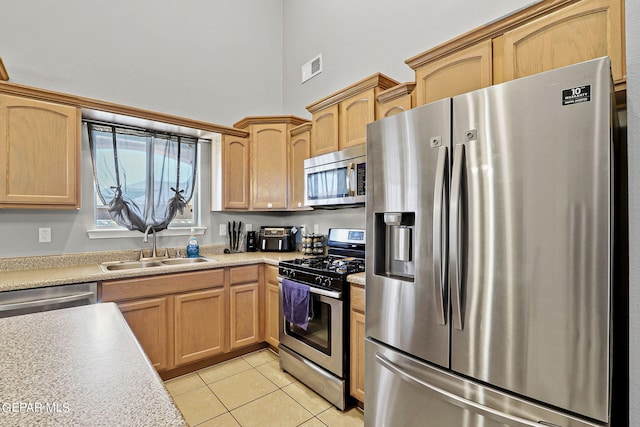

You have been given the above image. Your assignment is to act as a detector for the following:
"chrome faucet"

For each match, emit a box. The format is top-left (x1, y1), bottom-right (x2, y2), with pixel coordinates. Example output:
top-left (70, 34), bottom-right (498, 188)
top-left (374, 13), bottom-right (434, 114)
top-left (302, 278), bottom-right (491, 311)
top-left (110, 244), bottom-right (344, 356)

top-left (143, 225), bottom-right (158, 259)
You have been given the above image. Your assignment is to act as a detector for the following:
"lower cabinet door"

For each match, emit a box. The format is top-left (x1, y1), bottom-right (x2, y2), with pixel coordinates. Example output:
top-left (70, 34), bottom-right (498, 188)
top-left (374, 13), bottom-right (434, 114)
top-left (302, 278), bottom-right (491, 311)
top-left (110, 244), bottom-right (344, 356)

top-left (118, 297), bottom-right (170, 372)
top-left (265, 283), bottom-right (280, 347)
top-left (174, 288), bottom-right (226, 366)
top-left (350, 309), bottom-right (366, 402)
top-left (230, 283), bottom-right (260, 349)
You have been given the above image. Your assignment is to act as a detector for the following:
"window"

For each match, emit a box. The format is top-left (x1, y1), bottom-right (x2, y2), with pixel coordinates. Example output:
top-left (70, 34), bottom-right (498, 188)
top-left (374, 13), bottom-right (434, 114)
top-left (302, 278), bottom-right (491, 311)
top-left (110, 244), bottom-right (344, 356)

top-left (87, 122), bottom-right (200, 233)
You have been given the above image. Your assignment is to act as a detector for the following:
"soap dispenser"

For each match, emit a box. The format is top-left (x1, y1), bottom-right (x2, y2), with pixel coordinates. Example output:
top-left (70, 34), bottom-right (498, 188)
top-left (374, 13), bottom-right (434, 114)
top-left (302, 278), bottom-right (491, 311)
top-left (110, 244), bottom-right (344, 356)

top-left (186, 228), bottom-right (200, 258)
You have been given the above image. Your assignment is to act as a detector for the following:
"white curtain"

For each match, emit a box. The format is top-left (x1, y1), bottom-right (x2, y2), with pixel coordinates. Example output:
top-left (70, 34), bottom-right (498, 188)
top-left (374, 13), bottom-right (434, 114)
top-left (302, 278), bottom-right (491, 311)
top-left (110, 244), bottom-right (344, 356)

top-left (87, 123), bottom-right (198, 232)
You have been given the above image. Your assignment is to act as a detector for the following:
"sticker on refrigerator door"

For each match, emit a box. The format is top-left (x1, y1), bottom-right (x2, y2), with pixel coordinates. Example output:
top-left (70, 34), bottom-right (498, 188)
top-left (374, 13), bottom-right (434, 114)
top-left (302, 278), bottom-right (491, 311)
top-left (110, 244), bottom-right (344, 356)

top-left (562, 85), bottom-right (591, 105)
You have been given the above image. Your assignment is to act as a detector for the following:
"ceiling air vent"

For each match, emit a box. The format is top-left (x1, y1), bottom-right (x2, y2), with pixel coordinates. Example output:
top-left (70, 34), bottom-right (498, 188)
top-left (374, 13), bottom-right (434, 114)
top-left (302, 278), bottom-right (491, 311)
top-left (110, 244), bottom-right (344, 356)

top-left (301, 54), bottom-right (322, 83)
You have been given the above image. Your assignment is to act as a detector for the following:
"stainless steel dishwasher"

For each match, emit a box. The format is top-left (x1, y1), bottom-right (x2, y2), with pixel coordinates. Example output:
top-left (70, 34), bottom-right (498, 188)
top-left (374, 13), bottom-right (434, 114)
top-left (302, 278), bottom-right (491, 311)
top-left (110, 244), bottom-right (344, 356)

top-left (0, 282), bottom-right (97, 318)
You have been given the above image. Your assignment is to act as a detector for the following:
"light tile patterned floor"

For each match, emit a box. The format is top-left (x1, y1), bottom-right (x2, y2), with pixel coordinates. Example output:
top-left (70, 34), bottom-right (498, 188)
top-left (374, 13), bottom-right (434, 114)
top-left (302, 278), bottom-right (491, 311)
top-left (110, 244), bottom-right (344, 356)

top-left (165, 349), bottom-right (364, 427)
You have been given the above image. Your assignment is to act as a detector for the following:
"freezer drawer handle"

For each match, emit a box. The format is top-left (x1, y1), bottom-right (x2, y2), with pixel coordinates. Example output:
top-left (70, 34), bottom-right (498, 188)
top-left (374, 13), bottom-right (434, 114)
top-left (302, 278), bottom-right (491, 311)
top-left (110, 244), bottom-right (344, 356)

top-left (0, 292), bottom-right (96, 312)
top-left (432, 146), bottom-right (448, 325)
top-left (375, 352), bottom-right (545, 427)
top-left (449, 144), bottom-right (465, 330)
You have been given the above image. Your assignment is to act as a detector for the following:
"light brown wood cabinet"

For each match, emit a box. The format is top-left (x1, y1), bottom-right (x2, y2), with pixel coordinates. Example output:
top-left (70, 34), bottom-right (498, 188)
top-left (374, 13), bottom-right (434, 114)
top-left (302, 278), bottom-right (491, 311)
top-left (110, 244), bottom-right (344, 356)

top-left (118, 296), bottom-right (170, 372)
top-left (339, 88), bottom-right (376, 149)
top-left (174, 288), bottom-right (226, 366)
top-left (222, 134), bottom-right (250, 210)
top-left (306, 73), bottom-right (399, 157)
top-left (231, 116), bottom-right (309, 211)
top-left (101, 269), bottom-right (226, 372)
top-left (250, 123), bottom-right (289, 209)
top-left (414, 40), bottom-right (493, 106)
top-left (498, 0), bottom-right (625, 85)
top-left (0, 94), bottom-right (80, 208)
top-left (350, 284), bottom-right (366, 403)
top-left (289, 123), bottom-right (312, 210)
top-left (376, 82), bottom-right (416, 118)
top-left (310, 104), bottom-right (339, 156)
top-left (264, 265), bottom-right (280, 348)
top-left (406, 0), bottom-right (626, 107)
top-left (229, 265), bottom-right (261, 349)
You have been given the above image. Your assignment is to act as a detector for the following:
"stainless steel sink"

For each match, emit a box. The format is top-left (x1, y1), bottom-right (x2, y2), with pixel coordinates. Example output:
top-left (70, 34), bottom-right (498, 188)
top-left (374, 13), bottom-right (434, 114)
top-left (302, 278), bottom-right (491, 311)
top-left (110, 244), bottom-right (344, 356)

top-left (99, 257), bottom-right (215, 272)
top-left (161, 257), bottom-right (215, 266)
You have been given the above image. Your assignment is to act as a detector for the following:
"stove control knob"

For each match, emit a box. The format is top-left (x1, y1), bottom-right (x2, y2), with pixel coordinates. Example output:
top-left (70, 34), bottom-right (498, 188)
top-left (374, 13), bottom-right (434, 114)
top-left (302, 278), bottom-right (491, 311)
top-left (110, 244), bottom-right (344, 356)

top-left (315, 276), bottom-right (322, 285)
top-left (323, 278), bottom-right (332, 287)
top-left (282, 268), bottom-right (290, 277)
top-left (290, 271), bottom-right (296, 278)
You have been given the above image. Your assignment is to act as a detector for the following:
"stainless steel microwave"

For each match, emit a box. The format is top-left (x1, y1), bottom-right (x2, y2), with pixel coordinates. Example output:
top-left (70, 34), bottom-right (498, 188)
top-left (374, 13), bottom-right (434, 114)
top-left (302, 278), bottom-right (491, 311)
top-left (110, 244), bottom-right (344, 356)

top-left (304, 145), bottom-right (366, 207)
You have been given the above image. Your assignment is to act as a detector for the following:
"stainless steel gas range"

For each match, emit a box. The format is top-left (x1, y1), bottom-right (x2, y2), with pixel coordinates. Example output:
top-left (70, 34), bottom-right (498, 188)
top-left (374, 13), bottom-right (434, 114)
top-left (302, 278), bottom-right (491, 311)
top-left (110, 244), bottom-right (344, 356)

top-left (277, 228), bottom-right (365, 410)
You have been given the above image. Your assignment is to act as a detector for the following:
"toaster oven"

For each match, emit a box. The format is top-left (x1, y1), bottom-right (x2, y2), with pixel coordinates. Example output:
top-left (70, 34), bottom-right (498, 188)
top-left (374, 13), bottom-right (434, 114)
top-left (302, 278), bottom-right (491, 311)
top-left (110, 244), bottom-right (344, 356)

top-left (258, 226), bottom-right (296, 252)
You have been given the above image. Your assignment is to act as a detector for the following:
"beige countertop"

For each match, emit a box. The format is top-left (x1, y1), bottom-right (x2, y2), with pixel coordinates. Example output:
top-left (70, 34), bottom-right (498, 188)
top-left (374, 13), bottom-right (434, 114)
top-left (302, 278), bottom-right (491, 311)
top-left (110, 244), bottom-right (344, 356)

top-left (347, 272), bottom-right (365, 286)
top-left (0, 250), bottom-right (365, 293)
top-left (0, 302), bottom-right (186, 426)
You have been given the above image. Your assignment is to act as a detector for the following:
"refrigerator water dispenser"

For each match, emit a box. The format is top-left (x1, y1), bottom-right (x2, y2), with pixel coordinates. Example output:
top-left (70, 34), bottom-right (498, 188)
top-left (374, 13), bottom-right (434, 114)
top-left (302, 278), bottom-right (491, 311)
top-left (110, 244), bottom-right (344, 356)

top-left (373, 212), bottom-right (415, 280)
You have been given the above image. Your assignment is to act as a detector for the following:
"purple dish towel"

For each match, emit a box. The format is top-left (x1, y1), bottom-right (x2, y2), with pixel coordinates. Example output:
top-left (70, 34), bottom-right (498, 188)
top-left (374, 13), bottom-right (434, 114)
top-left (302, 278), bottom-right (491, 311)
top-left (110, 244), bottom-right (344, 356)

top-left (282, 278), bottom-right (310, 330)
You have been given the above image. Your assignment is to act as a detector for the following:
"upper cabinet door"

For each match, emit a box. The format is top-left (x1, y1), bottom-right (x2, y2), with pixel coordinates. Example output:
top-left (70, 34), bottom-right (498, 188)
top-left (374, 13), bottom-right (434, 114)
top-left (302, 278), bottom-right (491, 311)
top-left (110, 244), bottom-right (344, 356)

top-left (415, 40), bottom-right (493, 106)
top-left (501, 0), bottom-right (625, 85)
top-left (311, 104), bottom-right (339, 157)
top-left (376, 83), bottom-right (416, 119)
top-left (251, 123), bottom-right (288, 209)
top-left (222, 135), bottom-right (250, 210)
top-left (0, 94), bottom-right (80, 208)
top-left (339, 88), bottom-right (375, 149)
top-left (289, 123), bottom-right (311, 210)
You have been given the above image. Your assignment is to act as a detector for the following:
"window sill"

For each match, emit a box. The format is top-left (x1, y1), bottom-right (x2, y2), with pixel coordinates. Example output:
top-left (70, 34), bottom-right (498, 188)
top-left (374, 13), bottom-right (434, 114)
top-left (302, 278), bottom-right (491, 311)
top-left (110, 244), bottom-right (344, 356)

top-left (87, 226), bottom-right (206, 240)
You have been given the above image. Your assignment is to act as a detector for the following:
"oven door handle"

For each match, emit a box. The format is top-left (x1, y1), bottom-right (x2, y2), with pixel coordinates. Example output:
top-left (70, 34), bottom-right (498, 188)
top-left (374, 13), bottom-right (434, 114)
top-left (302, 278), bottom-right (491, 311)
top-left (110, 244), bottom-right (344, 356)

top-left (277, 277), bottom-right (342, 299)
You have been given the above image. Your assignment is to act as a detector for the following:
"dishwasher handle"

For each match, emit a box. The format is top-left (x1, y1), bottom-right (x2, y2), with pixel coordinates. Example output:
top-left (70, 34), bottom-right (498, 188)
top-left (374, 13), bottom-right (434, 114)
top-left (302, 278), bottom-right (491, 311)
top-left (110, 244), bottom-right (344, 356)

top-left (0, 292), bottom-right (96, 313)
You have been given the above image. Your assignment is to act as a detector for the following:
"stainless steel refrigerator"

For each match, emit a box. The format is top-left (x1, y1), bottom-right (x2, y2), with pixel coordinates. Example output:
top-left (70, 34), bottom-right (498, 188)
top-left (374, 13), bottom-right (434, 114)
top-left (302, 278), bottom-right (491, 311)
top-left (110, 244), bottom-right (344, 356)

top-left (365, 57), bottom-right (621, 427)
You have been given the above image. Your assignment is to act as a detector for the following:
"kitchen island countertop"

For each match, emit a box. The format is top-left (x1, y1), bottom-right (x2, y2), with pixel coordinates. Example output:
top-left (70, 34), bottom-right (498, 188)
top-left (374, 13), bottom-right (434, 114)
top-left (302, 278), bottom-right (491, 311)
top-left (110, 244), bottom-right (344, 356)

top-left (0, 303), bottom-right (186, 426)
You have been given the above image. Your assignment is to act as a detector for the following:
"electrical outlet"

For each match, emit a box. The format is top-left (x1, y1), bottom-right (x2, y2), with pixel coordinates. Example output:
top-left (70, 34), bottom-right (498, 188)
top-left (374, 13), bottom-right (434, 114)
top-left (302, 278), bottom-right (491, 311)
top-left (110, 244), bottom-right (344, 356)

top-left (314, 224), bottom-right (319, 234)
top-left (39, 227), bottom-right (51, 243)
top-left (219, 224), bottom-right (226, 236)
top-left (245, 223), bottom-right (253, 232)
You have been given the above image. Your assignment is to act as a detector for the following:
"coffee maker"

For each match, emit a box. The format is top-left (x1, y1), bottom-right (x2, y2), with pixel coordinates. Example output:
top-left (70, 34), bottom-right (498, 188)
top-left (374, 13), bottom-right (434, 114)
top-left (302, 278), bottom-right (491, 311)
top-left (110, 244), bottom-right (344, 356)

top-left (246, 231), bottom-right (257, 252)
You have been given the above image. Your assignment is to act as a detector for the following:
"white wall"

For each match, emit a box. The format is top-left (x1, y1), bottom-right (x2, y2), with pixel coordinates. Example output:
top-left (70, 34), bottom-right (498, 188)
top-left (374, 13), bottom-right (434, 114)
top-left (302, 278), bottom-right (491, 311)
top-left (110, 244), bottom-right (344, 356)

top-left (282, 0), bottom-right (537, 117)
top-left (0, 0), bottom-right (284, 126)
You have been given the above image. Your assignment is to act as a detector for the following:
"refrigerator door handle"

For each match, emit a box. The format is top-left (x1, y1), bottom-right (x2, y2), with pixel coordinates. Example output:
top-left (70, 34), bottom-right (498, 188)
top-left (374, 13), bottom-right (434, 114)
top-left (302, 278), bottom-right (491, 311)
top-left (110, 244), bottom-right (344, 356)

top-left (450, 144), bottom-right (465, 330)
top-left (433, 146), bottom-right (449, 325)
top-left (375, 352), bottom-right (546, 427)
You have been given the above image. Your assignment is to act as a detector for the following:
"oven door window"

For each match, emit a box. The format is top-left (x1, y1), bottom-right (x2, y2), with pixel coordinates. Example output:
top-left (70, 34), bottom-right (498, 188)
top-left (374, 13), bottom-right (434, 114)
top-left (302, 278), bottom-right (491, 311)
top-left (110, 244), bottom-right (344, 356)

top-left (307, 167), bottom-right (348, 200)
top-left (285, 294), bottom-right (331, 355)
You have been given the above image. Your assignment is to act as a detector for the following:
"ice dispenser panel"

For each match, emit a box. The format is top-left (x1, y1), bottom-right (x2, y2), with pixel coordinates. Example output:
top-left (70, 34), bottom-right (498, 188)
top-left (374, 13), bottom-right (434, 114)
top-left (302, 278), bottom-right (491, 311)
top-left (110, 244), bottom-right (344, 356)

top-left (373, 212), bottom-right (415, 281)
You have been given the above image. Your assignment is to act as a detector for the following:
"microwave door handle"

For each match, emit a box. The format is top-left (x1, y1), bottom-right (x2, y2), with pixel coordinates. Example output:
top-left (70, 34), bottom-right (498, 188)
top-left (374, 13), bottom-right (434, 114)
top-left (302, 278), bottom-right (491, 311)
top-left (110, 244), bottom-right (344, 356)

top-left (346, 162), bottom-right (355, 196)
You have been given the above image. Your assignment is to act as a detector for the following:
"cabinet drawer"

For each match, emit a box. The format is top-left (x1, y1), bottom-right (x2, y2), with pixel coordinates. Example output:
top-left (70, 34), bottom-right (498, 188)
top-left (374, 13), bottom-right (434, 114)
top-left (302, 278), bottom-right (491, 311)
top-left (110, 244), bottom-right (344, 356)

top-left (351, 285), bottom-right (365, 313)
top-left (101, 269), bottom-right (224, 302)
top-left (229, 264), bottom-right (260, 285)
